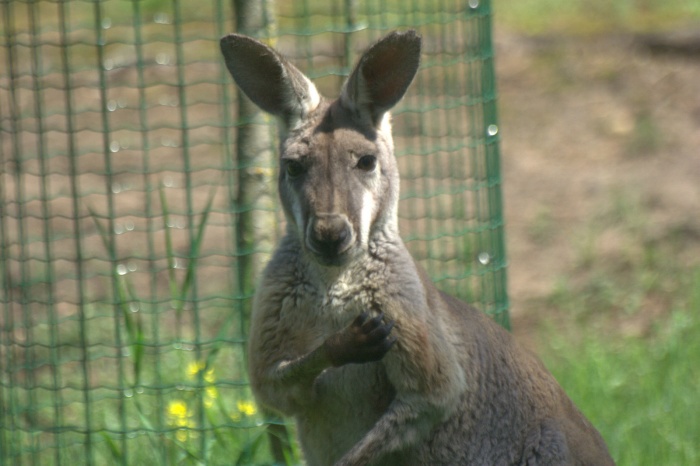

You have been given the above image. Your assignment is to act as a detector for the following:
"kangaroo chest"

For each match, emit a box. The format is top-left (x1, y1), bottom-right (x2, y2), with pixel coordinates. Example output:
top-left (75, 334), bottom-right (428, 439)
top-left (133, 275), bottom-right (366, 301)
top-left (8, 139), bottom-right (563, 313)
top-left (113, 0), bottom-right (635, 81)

top-left (280, 267), bottom-right (396, 458)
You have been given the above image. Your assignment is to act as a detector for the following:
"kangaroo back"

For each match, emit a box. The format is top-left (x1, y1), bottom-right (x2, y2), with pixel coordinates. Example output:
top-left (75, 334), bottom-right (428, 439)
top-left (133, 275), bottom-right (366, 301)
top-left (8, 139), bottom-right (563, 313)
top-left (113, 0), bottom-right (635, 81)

top-left (220, 30), bottom-right (614, 466)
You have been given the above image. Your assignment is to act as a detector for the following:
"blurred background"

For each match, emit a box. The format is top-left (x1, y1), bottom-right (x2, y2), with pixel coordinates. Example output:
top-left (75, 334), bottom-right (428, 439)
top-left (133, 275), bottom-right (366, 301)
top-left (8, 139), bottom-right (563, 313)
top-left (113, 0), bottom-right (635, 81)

top-left (495, 1), bottom-right (700, 464)
top-left (1, 0), bottom-right (699, 464)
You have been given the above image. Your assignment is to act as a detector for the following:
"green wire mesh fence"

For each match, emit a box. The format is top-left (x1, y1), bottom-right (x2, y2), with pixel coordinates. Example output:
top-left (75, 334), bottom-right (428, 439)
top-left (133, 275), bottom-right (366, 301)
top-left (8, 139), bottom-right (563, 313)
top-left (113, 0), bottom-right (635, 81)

top-left (0, 0), bottom-right (508, 464)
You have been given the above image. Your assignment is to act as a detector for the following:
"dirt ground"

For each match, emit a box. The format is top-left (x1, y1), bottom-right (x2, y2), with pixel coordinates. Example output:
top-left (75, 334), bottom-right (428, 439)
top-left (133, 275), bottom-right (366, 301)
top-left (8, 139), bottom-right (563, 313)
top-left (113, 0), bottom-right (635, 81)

top-left (493, 28), bottom-right (700, 342)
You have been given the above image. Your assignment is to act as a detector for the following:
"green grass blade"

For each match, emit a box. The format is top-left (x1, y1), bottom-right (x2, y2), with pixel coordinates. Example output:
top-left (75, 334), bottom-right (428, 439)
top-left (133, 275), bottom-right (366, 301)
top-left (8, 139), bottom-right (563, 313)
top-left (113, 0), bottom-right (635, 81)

top-left (178, 182), bottom-right (219, 305)
top-left (159, 183), bottom-right (181, 307)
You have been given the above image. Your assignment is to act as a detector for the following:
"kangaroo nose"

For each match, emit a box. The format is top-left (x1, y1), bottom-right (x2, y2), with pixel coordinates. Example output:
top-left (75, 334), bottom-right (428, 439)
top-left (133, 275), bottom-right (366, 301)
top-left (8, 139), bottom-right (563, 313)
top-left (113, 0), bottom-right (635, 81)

top-left (306, 214), bottom-right (354, 262)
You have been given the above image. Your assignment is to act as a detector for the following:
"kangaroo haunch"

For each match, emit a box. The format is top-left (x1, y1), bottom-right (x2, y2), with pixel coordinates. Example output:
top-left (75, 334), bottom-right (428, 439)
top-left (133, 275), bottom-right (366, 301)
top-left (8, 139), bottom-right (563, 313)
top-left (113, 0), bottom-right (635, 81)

top-left (220, 30), bottom-right (615, 466)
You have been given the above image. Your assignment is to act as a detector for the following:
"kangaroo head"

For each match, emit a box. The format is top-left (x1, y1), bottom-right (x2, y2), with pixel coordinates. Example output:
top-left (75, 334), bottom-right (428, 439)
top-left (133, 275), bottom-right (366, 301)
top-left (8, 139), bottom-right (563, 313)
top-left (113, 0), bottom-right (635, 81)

top-left (221, 31), bottom-right (421, 267)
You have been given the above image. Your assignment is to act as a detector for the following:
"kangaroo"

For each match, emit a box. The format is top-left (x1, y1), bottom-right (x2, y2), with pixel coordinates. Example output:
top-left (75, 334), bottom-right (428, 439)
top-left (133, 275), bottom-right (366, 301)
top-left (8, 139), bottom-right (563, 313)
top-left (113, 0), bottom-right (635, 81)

top-left (220, 30), bottom-right (615, 466)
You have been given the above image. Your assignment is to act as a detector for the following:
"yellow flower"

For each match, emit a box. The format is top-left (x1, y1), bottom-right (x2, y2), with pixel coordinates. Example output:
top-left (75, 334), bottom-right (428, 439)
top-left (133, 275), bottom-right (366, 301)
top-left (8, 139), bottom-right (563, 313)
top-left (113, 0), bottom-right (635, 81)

top-left (186, 361), bottom-right (207, 380)
top-left (167, 400), bottom-right (189, 420)
top-left (187, 361), bottom-right (217, 385)
top-left (186, 361), bottom-right (218, 407)
top-left (237, 400), bottom-right (257, 417)
top-left (166, 399), bottom-right (195, 442)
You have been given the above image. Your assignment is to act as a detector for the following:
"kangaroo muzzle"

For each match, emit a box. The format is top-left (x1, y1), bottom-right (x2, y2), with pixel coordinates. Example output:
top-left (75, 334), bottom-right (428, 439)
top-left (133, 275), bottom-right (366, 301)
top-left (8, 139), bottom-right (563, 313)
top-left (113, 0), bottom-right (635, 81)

top-left (305, 213), bottom-right (355, 265)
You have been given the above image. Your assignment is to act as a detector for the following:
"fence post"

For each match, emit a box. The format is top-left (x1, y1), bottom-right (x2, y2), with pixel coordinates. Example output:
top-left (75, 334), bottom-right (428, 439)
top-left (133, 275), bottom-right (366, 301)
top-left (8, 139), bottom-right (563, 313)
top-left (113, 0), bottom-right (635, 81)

top-left (232, 1), bottom-right (293, 462)
top-left (233, 0), bottom-right (277, 308)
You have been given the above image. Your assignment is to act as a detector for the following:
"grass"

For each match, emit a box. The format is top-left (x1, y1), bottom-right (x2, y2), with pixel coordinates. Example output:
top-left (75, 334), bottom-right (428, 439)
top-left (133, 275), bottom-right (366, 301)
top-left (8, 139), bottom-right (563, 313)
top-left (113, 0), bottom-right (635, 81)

top-left (495, 0), bottom-right (700, 35)
top-left (534, 188), bottom-right (700, 465)
top-left (90, 186), bottom-right (296, 465)
top-left (542, 271), bottom-right (699, 465)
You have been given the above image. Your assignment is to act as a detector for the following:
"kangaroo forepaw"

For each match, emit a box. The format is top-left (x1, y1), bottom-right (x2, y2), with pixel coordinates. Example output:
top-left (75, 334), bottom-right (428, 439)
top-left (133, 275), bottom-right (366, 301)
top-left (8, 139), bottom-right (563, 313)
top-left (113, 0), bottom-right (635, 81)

top-left (324, 312), bottom-right (396, 367)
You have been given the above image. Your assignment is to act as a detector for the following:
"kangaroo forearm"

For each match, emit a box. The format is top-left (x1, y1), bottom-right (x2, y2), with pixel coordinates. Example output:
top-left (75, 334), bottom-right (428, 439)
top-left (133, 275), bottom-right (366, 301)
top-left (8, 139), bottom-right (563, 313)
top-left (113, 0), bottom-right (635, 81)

top-left (254, 311), bottom-right (396, 415)
top-left (268, 313), bottom-right (389, 384)
top-left (274, 343), bottom-right (333, 384)
top-left (252, 344), bottom-right (333, 415)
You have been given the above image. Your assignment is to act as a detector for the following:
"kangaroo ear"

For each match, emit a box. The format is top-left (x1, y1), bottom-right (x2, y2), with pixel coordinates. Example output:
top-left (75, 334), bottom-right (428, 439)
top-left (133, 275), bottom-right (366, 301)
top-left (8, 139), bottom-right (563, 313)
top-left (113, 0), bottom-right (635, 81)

top-left (220, 34), bottom-right (321, 130)
top-left (341, 30), bottom-right (422, 127)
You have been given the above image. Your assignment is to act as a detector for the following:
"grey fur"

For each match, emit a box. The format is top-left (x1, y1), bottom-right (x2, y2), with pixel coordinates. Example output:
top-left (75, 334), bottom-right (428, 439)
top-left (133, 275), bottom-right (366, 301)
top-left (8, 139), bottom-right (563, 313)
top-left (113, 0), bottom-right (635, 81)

top-left (220, 30), bottom-right (615, 466)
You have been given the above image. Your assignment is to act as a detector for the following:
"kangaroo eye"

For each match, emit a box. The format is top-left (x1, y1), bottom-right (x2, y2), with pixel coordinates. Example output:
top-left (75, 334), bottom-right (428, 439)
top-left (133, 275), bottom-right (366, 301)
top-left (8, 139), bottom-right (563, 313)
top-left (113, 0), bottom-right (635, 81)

top-left (285, 160), bottom-right (305, 178)
top-left (356, 155), bottom-right (377, 172)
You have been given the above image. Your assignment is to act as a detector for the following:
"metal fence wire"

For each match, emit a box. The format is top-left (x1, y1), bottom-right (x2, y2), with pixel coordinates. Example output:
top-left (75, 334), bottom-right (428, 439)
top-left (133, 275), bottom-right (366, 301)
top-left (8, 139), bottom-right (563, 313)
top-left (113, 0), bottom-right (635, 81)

top-left (0, 0), bottom-right (508, 464)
